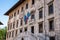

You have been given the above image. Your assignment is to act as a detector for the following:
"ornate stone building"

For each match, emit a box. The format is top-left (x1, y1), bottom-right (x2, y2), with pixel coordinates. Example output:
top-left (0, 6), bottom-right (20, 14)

top-left (5, 0), bottom-right (60, 40)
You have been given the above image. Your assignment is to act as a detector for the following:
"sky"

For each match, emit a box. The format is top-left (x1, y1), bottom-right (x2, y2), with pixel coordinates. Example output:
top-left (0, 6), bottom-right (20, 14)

top-left (0, 0), bottom-right (19, 28)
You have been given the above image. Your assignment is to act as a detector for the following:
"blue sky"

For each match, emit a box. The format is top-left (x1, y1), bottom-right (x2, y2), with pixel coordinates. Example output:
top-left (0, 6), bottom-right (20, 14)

top-left (0, 0), bottom-right (18, 28)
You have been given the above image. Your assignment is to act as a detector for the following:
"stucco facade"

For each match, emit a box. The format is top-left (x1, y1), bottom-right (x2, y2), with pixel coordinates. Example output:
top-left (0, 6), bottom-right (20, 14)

top-left (5, 0), bottom-right (60, 40)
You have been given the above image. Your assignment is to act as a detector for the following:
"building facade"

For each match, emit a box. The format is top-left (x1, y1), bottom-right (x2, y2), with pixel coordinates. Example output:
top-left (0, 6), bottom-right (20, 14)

top-left (5, 0), bottom-right (60, 40)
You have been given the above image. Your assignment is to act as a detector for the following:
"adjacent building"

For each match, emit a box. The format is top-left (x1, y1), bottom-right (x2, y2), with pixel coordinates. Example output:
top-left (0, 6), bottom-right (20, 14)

top-left (0, 22), bottom-right (3, 25)
top-left (4, 0), bottom-right (60, 40)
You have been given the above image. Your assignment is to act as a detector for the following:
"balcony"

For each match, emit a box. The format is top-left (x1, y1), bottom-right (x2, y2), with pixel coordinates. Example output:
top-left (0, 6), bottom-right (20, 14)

top-left (29, 19), bottom-right (36, 25)
top-left (30, 7), bottom-right (36, 13)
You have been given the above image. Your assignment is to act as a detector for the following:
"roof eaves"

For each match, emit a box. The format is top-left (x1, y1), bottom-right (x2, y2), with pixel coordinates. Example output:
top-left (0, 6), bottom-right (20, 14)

top-left (4, 0), bottom-right (25, 15)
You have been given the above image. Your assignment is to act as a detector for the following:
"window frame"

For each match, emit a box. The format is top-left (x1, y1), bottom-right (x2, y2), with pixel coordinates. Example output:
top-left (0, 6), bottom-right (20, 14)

top-left (48, 18), bottom-right (54, 31)
top-left (32, 0), bottom-right (35, 5)
top-left (15, 30), bottom-right (18, 36)
top-left (26, 3), bottom-right (28, 9)
top-left (49, 36), bottom-right (55, 40)
top-left (14, 12), bottom-right (16, 17)
top-left (48, 1), bottom-right (54, 15)
top-left (12, 31), bottom-right (14, 37)
top-left (20, 28), bottom-right (23, 33)
top-left (16, 20), bottom-right (19, 28)
top-left (21, 7), bottom-right (23, 12)
top-left (24, 27), bottom-right (27, 32)
top-left (31, 26), bottom-right (34, 33)
top-left (38, 7), bottom-right (43, 19)
top-left (38, 22), bottom-right (43, 33)
top-left (18, 10), bottom-right (19, 14)
top-left (13, 21), bottom-right (15, 29)
top-left (20, 19), bottom-right (23, 26)
top-left (21, 38), bottom-right (24, 40)
top-left (31, 11), bottom-right (35, 20)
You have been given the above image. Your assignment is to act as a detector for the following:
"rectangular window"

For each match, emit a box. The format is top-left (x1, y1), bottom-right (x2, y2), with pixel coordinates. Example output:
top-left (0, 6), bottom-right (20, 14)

top-left (49, 19), bottom-right (54, 31)
top-left (50, 36), bottom-right (55, 40)
top-left (10, 23), bottom-right (12, 30)
top-left (26, 3), bottom-right (28, 9)
top-left (48, 2), bottom-right (53, 15)
top-left (32, 0), bottom-right (35, 5)
top-left (18, 10), bottom-right (19, 14)
top-left (21, 38), bottom-right (24, 40)
top-left (20, 19), bottom-right (23, 26)
top-left (39, 8), bottom-right (43, 19)
top-left (9, 32), bottom-right (11, 38)
top-left (39, 22), bottom-right (43, 33)
top-left (31, 26), bottom-right (34, 33)
top-left (9, 15), bottom-right (12, 19)
top-left (9, 14), bottom-right (13, 19)
top-left (14, 12), bottom-right (16, 16)
top-left (15, 30), bottom-right (18, 36)
top-left (24, 27), bottom-right (27, 32)
top-left (31, 14), bottom-right (35, 19)
top-left (7, 33), bottom-right (8, 38)
top-left (16, 20), bottom-right (19, 28)
top-left (20, 28), bottom-right (22, 33)
top-left (21, 7), bottom-right (23, 12)
top-left (13, 22), bottom-right (15, 29)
